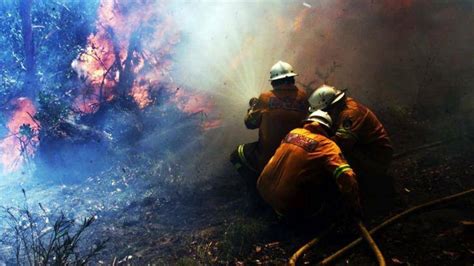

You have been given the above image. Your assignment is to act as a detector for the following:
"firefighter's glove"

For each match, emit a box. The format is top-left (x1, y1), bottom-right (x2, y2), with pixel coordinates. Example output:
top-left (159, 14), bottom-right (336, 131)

top-left (249, 97), bottom-right (259, 109)
top-left (337, 175), bottom-right (363, 219)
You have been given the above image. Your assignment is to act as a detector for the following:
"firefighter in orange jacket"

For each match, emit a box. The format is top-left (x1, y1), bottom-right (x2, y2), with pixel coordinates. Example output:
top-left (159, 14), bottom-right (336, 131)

top-left (230, 61), bottom-right (308, 186)
top-left (308, 85), bottom-right (394, 209)
top-left (257, 110), bottom-right (362, 218)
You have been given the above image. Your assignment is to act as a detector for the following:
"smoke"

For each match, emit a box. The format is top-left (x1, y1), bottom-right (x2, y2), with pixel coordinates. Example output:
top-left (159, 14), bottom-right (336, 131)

top-left (166, 0), bottom-right (474, 178)
top-left (166, 2), bottom-right (314, 177)
top-left (171, 1), bottom-right (304, 113)
top-left (171, 0), bottom-right (473, 107)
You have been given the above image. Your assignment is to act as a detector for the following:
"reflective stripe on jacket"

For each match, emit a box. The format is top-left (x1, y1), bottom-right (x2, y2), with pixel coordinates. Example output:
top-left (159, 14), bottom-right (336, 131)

top-left (257, 122), bottom-right (358, 217)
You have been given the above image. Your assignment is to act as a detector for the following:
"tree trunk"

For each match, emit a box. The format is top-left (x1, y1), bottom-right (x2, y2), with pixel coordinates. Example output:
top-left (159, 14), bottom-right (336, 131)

top-left (19, 0), bottom-right (36, 99)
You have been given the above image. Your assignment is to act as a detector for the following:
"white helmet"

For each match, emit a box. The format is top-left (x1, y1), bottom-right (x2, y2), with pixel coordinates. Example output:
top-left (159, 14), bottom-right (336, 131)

top-left (269, 61), bottom-right (298, 81)
top-left (305, 110), bottom-right (332, 129)
top-left (308, 85), bottom-right (345, 112)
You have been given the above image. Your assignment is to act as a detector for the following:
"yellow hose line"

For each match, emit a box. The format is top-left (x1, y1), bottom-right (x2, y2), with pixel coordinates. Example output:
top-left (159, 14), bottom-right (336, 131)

top-left (319, 188), bottom-right (474, 265)
top-left (288, 224), bottom-right (334, 266)
top-left (357, 221), bottom-right (386, 266)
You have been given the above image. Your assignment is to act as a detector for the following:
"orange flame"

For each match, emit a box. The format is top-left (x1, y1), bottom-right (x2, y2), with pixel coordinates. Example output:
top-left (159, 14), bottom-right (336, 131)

top-left (0, 98), bottom-right (40, 173)
top-left (131, 82), bottom-right (152, 109)
top-left (172, 89), bottom-right (221, 130)
top-left (172, 89), bottom-right (210, 113)
top-left (72, 0), bottom-right (178, 111)
top-left (72, 0), bottom-right (220, 129)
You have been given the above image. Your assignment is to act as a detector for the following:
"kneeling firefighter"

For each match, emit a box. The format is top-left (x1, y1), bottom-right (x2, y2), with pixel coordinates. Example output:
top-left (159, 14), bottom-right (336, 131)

top-left (257, 110), bottom-right (362, 220)
top-left (308, 85), bottom-right (394, 213)
top-left (230, 61), bottom-right (308, 195)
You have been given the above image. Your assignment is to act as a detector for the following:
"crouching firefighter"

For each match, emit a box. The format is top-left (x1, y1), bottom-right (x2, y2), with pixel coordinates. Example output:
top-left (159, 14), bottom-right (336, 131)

top-left (230, 61), bottom-right (308, 199)
top-left (257, 110), bottom-right (362, 221)
top-left (308, 85), bottom-right (394, 213)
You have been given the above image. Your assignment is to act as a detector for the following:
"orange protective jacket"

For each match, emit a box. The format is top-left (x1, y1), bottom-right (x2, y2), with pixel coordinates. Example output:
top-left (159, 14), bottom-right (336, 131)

top-left (333, 98), bottom-right (393, 175)
top-left (257, 122), bottom-right (360, 218)
top-left (245, 84), bottom-right (308, 172)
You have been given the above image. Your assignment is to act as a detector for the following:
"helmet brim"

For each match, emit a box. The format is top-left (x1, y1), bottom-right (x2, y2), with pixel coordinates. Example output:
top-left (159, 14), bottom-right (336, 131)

top-left (269, 72), bottom-right (298, 81)
top-left (303, 119), bottom-right (331, 129)
top-left (308, 105), bottom-right (325, 113)
top-left (330, 91), bottom-right (346, 105)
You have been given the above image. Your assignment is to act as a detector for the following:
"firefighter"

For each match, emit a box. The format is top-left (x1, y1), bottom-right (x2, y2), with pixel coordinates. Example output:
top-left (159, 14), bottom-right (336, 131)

top-left (257, 110), bottom-right (362, 220)
top-left (230, 61), bottom-right (308, 189)
top-left (308, 85), bottom-right (394, 213)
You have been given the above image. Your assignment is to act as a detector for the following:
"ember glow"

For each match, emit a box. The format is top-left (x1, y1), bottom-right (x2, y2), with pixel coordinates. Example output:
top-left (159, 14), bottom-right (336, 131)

top-left (0, 98), bottom-right (39, 173)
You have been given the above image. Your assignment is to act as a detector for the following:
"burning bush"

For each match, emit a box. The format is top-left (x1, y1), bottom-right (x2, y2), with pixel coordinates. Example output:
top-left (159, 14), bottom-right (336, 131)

top-left (0, 98), bottom-right (39, 174)
top-left (0, 0), bottom-right (218, 178)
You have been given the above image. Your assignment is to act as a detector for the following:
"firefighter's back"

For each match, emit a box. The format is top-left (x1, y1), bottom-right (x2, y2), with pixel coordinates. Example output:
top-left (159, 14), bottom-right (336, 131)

top-left (336, 98), bottom-right (393, 172)
top-left (256, 87), bottom-right (308, 170)
top-left (257, 127), bottom-right (337, 217)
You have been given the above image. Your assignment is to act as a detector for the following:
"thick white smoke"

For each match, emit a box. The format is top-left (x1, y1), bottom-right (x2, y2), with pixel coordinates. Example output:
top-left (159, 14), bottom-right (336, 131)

top-left (170, 1), bottom-right (303, 105)
top-left (163, 0), bottom-right (474, 180)
top-left (167, 2), bottom-right (314, 177)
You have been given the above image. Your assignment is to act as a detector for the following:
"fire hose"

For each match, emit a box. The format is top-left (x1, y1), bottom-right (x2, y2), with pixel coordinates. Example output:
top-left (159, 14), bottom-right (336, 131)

top-left (393, 134), bottom-right (471, 160)
top-left (288, 224), bottom-right (335, 266)
top-left (288, 188), bottom-right (474, 266)
top-left (356, 220), bottom-right (386, 266)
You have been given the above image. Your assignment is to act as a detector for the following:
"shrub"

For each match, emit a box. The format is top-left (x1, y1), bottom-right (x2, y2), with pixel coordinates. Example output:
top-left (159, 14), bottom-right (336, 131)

top-left (0, 189), bottom-right (107, 265)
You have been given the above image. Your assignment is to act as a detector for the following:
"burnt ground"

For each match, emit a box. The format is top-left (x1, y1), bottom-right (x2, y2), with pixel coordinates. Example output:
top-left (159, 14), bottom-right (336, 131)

top-left (96, 141), bottom-right (474, 265)
top-left (1, 111), bottom-right (473, 265)
top-left (88, 111), bottom-right (474, 265)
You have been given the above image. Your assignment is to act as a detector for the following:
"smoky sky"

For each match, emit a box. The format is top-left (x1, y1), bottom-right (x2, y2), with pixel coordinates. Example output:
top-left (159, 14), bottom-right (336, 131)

top-left (170, 0), bottom-right (473, 112)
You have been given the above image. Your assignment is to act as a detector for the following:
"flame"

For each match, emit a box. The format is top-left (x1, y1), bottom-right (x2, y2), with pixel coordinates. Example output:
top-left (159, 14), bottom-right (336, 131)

top-left (0, 98), bottom-right (40, 173)
top-left (171, 89), bottom-right (221, 129)
top-left (71, 0), bottom-right (220, 129)
top-left (71, 1), bottom-right (169, 108)
top-left (71, 1), bottom-right (124, 112)
top-left (130, 82), bottom-right (152, 109)
top-left (202, 119), bottom-right (223, 130)
top-left (71, 0), bottom-right (162, 111)
top-left (172, 89), bottom-right (212, 114)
